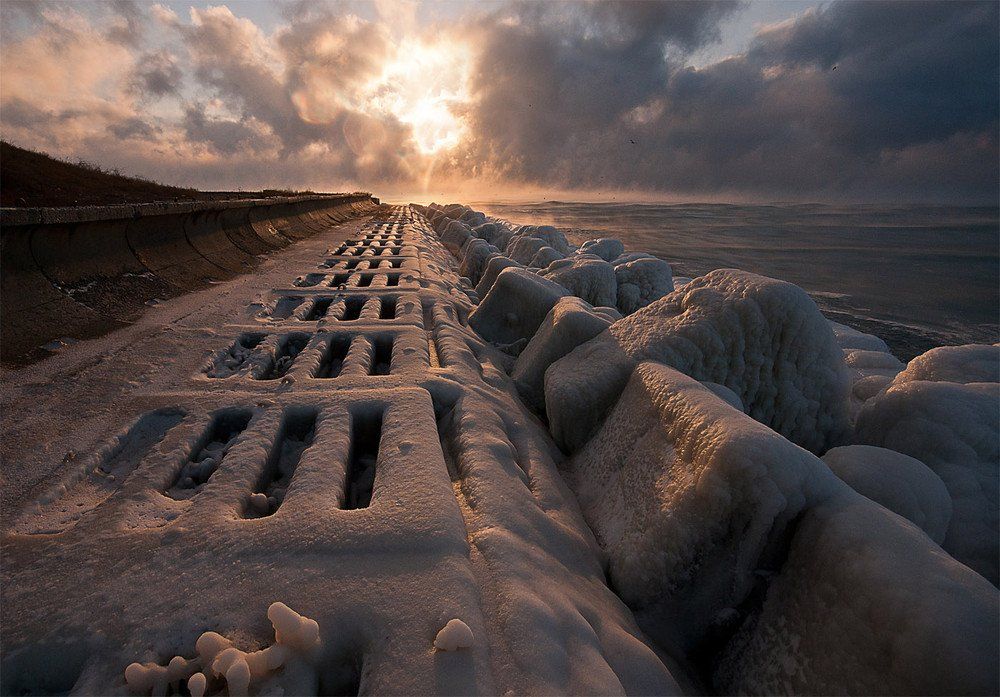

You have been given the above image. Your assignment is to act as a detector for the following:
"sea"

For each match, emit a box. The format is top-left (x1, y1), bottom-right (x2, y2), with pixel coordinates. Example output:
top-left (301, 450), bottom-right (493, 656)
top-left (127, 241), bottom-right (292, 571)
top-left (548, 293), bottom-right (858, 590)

top-left (472, 201), bottom-right (999, 360)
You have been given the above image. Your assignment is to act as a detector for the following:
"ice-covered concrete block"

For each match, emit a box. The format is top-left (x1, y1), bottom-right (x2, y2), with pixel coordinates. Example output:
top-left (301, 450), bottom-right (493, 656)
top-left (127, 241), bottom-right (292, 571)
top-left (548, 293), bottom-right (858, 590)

top-left (822, 444), bottom-right (952, 543)
top-left (473, 222), bottom-right (514, 250)
top-left (475, 255), bottom-right (523, 298)
top-left (566, 362), bottom-right (842, 649)
top-left (529, 246), bottom-right (564, 268)
top-left (613, 256), bottom-right (673, 315)
top-left (546, 269), bottom-right (852, 453)
top-left (512, 297), bottom-right (614, 412)
top-left (440, 219), bottom-right (473, 256)
top-left (715, 496), bottom-right (999, 696)
top-left (508, 236), bottom-right (549, 265)
top-left (894, 343), bottom-right (1000, 385)
top-left (579, 238), bottom-right (625, 262)
top-left (469, 267), bottom-right (569, 347)
top-left (459, 238), bottom-right (499, 286)
top-left (507, 225), bottom-right (571, 256)
top-left (856, 379), bottom-right (999, 584)
top-left (540, 256), bottom-right (617, 308)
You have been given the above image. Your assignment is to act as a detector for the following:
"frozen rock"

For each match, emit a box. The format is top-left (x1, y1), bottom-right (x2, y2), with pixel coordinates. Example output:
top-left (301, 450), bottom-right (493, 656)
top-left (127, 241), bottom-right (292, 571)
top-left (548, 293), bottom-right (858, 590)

top-left (593, 306), bottom-right (623, 322)
top-left (540, 256), bottom-right (617, 308)
top-left (475, 256), bottom-right (523, 298)
top-left (613, 256), bottom-right (673, 315)
top-left (822, 445), bottom-right (952, 543)
top-left (459, 238), bottom-right (499, 286)
top-left (715, 496), bottom-right (999, 695)
top-left (512, 297), bottom-right (614, 412)
top-left (579, 238), bottom-right (625, 261)
top-left (894, 343), bottom-right (1000, 385)
top-left (473, 222), bottom-right (514, 250)
top-left (507, 236), bottom-right (549, 265)
top-left (856, 379), bottom-right (999, 584)
top-left (566, 362), bottom-right (842, 650)
top-left (433, 619), bottom-right (475, 651)
top-left (459, 209), bottom-right (487, 227)
top-left (529, 246), bottom-right (564, 268)
top-left (546, 269), bottom-right (852, 453)
top-left (469, 268), bottom-right (569, 348)
top-left (700, 381), bottom-right (744, 411)
top-left (508, 225), bottom-right (571, 255)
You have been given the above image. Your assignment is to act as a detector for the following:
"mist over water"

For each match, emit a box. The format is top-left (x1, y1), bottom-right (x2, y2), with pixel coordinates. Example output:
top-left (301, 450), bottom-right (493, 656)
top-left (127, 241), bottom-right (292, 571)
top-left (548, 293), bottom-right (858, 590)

top-left (474, 201), bottom-right (1000, 360)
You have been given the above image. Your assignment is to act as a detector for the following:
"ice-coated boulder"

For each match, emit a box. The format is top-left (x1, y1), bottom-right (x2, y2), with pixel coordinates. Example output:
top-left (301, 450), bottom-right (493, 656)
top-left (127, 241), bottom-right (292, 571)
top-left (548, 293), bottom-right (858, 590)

top-left (546, 269), bottom-right (852, 453)
top-left (822, 445), bottom-right (952, 543)
top-left (567, 362), bottom-right (998, 695)
top-left (700, 381), bottom-right (744, 411)
top-left (578, 238), bottom-right (625, 262)
top-left (440, 219), bottom-right (473, 256)
top-left (459, 239), bottom-right (499, 286)
top-left (512, 297), bottom-right (615, 412)
top-left (473, 222), bottom-right (514, 251)
top-left (469, 267), bottom-right (569, 348)
top-left (843, 348), bottom-right (905, 408)
top-left (475, 255), bottom-right (523, 298)
top-left (715, 495), bottom-right (999, 696)
top-left (856, 379), bottom-right (999, 584)
top-left (540, 256), bottom-right (617, 308)
top-left (459, 209), bottom-right (487, 227)
top-left (829, 320), bottom-right (892, 353)
top-left (508, 236), bottom-right (549, 265)
top-left (613, 255), bottom-right (673, 315)
top-left (893, 343), bottom-right (1000, 385)
top-left (529, 246), bottom-right (564, 269)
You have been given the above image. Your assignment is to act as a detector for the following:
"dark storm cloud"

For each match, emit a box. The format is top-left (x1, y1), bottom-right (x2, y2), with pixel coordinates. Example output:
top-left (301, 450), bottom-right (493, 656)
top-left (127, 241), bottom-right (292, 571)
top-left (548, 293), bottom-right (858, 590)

top-left (107, 116), bottom-right (160, 140)
top-left (457, 0), bottom-right (998, 201)
top-left (130, 50), bottom-right (183, 97)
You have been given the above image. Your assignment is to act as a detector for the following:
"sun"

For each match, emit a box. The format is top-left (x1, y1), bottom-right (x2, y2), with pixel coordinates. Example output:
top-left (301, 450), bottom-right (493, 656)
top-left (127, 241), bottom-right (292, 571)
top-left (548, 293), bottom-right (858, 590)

top-left (362, 37), bottom-right (471, 155)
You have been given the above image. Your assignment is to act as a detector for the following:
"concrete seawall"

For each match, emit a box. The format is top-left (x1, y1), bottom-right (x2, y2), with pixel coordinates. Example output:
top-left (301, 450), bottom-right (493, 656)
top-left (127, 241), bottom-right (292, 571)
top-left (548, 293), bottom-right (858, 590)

top-left (0, 193), bottom-right (378, 365)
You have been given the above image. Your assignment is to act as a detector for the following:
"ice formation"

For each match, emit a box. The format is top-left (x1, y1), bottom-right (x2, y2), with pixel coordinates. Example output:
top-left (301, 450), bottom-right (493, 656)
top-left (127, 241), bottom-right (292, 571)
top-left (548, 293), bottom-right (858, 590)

top-left (566, 362), bottom-right (998, 694)
top-left (611, 253), bottom-right (674, 315)
top-left (433, 619), bottom-right (475, 651)
top-left (469, 267), bottom-right (568, 348)
top-left (822, 444), bottom-right (952, 542)
top-left (511, 297), bottom-right (615, 413)
top-left (529, 245), bottom-right (564, 268)
top-left (856, 372), bottom-right (999, 584)
top-left (540, 256), bottom-right (618, 308)
top-left (545, 269), bottom-right (852, 453)
top-left (475, 255), bottom-right (523, 298)
top-left (578, 238), bottom-right (625, 262)
top-left (125, 603), bottom-right (317, 696)
top-left (893, 343), bottom-right (1000, 384)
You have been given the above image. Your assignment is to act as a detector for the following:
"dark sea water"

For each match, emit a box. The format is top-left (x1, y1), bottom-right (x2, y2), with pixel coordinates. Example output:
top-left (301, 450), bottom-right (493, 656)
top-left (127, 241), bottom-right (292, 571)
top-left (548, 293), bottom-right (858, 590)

top-left (472, 201), bottom-right (1000, 360)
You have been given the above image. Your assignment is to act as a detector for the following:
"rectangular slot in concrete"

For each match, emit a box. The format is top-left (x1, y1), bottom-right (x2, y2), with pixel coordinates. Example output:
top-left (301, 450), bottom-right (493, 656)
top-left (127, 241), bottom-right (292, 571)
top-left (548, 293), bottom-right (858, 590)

top-left (369, 335), bottom-right (393, 375)
top-left (305, 298), bottom-right (333, 321)
top-left (343, 406), bottom-right (384, 509)
top-left (341, 296), bottom-right (365, 321)
top-left (314, 335), bottom-right (351, 378)
top-left (259, 333), bottom-right (310, 380)
top-left (207, 333), bottom-right (266, 378)
top-left (269, 297), bottom-right (305, 320)
top-left (385, 274), bottom-right (401, 287)
top-left (379, 296), bottom-right (397, 320)
top-left (244, 407), bottom-right (317, 518)
top-left (166, 409), bottom-right (253, 498)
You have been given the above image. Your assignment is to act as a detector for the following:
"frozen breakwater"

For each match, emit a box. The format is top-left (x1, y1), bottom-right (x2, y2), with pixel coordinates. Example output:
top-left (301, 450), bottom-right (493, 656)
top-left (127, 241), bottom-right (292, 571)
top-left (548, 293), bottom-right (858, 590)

top-left (1, 203), bottom-right (996, 695)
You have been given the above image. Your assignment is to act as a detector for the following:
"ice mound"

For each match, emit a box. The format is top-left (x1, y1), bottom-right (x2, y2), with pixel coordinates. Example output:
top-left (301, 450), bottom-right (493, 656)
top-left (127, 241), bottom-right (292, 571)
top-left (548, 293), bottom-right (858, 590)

top-left (125, 602), bottom-right (319, 696)
top-left (469, 267), bottom-right (568, 349)
top-left (472, 222), bottom-right (514, 250)
top-left (715, 496), bottom-right (999, 695)
top-left (546, 269), bottom-right (852, 453)
top-left (433, 619), bottom-right (475, 651)
top-left (893, 343), bottom-right (1000, 384)
top-left (567, 362), bottom-right (998, 694)
top-left (578, 238), bottom-right (625, 261)
top-left (540, 256), bottom-right (617, 308)
top-left (829, 320), bottom-right (892, 352)
top-left (512, 297), bottom-right (615, 413)
top-left (440, 219), bottom-right (473, 256)
top-left (612, 254), bottom-right (673, 315)
top-left (529, 245), bottom-right (564, 268)
top-left (475, 256), bottom-right (523, 298)
top-left (856, 378), bottom-right (999, 584)
top-left (700, 381), bottom-right (744, 411)
top-left (822, 444), bottom-right (952, 542)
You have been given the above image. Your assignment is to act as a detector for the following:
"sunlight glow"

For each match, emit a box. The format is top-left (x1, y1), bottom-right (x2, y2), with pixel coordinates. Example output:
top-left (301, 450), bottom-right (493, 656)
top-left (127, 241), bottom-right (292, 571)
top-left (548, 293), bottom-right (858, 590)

top-left (362, 37), bottom-right (472, 155)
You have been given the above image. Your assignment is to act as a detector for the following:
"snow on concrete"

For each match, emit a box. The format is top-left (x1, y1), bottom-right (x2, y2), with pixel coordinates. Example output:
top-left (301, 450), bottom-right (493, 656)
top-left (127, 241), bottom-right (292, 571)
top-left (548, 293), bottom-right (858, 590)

top-left (612, 254), bottom-right (674, 315)
top-left (469, 267), bottom-right (569, 350)
top-left (822, 444), bottom-right (952, 543)
top-left (433, 619), bottom-right (475, 651)
top-left (512, 297), bottom-right (614, 413)
top-left (540, 256), bottom-right (618, 308)
top-left (893, 343), bottom-right (1000, 385)
top-left (546, 269), bottom-right (852, 453)
top-left (856, 376), bottom-right (999, 584)
top-left (475, 255), bottom-right (523, 298)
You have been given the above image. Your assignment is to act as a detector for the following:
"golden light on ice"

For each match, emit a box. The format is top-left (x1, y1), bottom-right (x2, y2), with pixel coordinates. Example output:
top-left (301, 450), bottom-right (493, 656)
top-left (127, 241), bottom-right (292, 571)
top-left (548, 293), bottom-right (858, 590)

top-left (363, 37), bottom-right (471, 155)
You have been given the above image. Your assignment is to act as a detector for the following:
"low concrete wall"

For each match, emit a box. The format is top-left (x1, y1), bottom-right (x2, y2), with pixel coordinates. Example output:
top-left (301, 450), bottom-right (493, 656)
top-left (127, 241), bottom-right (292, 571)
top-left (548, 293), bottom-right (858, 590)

top-left (1, 193), bottom-right (378, 365)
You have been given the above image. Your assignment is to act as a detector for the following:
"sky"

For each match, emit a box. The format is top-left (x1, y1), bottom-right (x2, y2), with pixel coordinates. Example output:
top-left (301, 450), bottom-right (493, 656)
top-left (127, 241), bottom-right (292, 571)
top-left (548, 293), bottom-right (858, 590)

top-left (1, 0), bottom-right (997, 203)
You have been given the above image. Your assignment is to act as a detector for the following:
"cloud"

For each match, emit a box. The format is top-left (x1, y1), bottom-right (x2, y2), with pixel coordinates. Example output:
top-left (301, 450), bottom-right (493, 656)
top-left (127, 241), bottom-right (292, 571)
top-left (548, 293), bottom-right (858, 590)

top-left (0, 0), bottom-right (995, 202)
